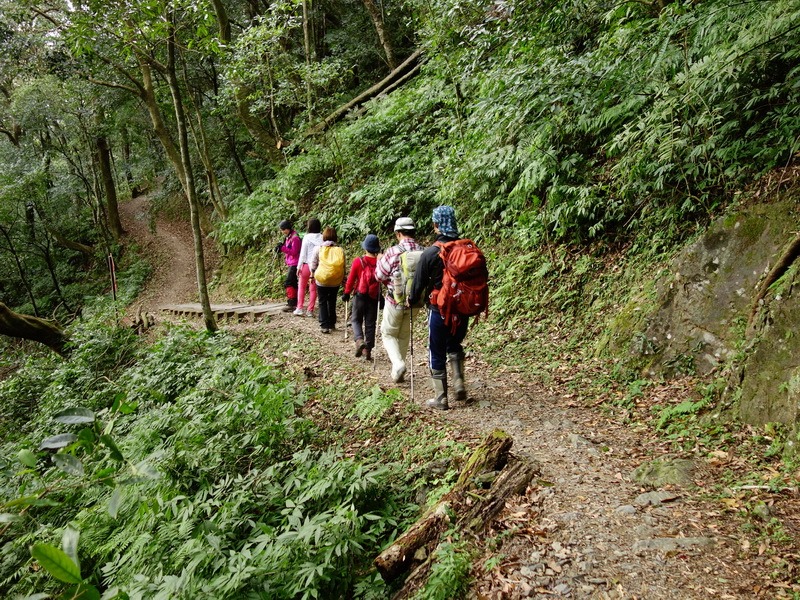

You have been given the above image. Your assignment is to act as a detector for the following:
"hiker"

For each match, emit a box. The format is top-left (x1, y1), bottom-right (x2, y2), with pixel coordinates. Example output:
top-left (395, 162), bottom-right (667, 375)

top-left (276, 220), bottom-right (301, 312)
top-left (295, 218), bottom-right (323, 317)
top-left (310, 226), bottom-right (345, 334)
top-left (409, 206), bottom-right (480, 410)
top-left (375, 217), bottom-right (424, 382)
top-left (342, 234), bottom-right (381, 360)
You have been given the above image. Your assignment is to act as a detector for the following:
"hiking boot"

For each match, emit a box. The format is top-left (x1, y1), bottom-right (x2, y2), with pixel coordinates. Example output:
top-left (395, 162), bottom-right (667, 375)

top-left (425, 369), bottom-right (449, 410)
top-left (447, 352), bottom-right (467, 401)
top-left (293, 308), bottom-right (305, 316)
top-left (355, 338), bottom-right (366, 358)
top-left (281, 305), bottom-right (294, 313)
top-left (391, 364), bottom-right (406, 383)
top-left (364, 348), bottom-right (372, 361)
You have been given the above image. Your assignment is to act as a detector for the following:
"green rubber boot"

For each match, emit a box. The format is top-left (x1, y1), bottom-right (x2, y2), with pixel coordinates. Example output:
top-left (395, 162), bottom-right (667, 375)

top-left (425, 369), bottom-right (449, 410)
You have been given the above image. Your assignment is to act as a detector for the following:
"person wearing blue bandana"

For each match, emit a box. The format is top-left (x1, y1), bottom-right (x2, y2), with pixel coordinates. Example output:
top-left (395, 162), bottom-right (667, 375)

top-left (408, 205), bottom-right (470, 410)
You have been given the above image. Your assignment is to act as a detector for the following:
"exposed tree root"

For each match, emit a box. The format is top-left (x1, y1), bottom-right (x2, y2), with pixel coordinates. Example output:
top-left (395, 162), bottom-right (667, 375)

top-left (748, 232), bottom-right (800, 332)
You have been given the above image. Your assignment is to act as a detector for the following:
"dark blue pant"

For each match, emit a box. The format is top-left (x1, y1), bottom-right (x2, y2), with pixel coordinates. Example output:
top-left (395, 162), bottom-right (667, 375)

top-left (352, 293), bottom-right (379, 348)
top-left (427, 309), bottom-right (469, 371)
top-left (316, 285), bottom-right (339, 329)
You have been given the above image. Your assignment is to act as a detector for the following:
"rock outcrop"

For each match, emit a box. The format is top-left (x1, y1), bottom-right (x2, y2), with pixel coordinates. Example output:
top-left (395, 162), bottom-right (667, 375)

top-left (608, 197), bottom-right (800, 432)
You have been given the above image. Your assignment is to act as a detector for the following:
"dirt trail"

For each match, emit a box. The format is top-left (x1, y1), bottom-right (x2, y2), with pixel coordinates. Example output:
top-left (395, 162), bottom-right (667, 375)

top-left (119, 199), bottom-right (789, 599)
top-left (118, 193), bottom-right (218, 312)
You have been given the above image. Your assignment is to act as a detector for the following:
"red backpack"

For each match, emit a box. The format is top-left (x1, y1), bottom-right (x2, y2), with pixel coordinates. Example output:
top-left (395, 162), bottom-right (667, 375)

top-left (356, 257), bottom-right (380, 299)
top-left (432, 239), bottom-right (489, 331)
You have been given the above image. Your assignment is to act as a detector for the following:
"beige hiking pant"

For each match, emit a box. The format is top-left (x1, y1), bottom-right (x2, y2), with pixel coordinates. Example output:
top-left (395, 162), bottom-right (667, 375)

top-left (380, 301), bottom-right (420, 378)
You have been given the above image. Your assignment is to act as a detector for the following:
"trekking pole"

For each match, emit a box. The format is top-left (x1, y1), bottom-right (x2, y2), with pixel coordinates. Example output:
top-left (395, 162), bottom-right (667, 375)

top-left (344, 299), bottom-right (349, 340)
top-left (409, 307), bottom-right (415, 402)
top-left (373, 285), bottom-right (381, 371)
top-left (269, 240), bottom-right (280, 299)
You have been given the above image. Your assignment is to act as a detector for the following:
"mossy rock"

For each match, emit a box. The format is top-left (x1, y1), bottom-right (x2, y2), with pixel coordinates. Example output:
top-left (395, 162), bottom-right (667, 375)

top-left (607, 200), bottom-right (798, 380)
top-left (739, 270), bottom-right (800, 425)
top-left (630, 458), bottom-right (696, 489)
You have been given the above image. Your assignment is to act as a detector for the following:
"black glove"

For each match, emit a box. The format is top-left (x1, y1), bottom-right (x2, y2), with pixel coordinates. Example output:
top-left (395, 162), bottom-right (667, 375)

top-left (342, 292), bottom-right (351, 303)
top-left (274, 243), bottom-right (282, 255)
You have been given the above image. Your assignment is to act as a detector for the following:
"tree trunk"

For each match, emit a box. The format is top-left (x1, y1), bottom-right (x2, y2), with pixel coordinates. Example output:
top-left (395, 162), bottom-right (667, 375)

top-left (34, 236), bottom-right (73, 315)
top-left (375, 430), bottom-right (538, 585)
top-left (210, 0), bottom-right (231, 43)
top-left (0, 225), bottom-right (39, 316)
top-left (139, 60), bottom-right (186, 185)
top-left (302, 0), bottom-right (314, 113)
top-left (120, 126), bottom-right (135, 191)
top-left (184, 89), bottom-right (228, 219)
top-left (0, 302), bottom-right (68, 355)
top-left (96, 134), bottom-right (125, 239)
top-left (223, 123), bottom-right (252, 194)
top-left (362, 0), bottom-right (396, 70)
top-left (31, 200), bottom-right (94, 258)
top-left (44, 228), bottom-right (94, 257)
top-left (166, 16), bottom-right (217, 333)
top-left (235, 86), bottom-right (282, 161)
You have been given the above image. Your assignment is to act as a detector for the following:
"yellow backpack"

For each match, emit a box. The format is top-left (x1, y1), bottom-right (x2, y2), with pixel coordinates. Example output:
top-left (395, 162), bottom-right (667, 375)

top-left (314, 245), bottom-right (345, 286)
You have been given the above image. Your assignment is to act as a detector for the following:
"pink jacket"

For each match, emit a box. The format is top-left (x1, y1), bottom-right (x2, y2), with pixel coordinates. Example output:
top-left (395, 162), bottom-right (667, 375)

top-left (280, 231), bottom-right (301, 267)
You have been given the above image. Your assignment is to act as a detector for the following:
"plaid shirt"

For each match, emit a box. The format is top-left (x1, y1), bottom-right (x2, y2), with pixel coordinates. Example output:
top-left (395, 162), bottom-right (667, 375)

top-left (375, 237), bottom-right (424, 306)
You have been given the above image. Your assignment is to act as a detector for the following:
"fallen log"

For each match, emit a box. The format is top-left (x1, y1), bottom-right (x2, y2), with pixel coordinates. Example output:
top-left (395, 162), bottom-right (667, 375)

top-left (306, 49), bottom-right (425, 137)
top-left (374, 430), bottom-right (539, 587)
top-left (374, 503), bottom-right (451, 583)
top-left (460, 458), bottom-right (541, 532)
top-left (0, 302), bottom-right (68, 356)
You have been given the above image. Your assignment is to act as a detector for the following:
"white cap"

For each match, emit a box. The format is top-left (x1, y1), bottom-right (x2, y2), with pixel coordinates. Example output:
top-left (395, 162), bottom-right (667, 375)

top-left (394, 217), bottom-right (416, 232)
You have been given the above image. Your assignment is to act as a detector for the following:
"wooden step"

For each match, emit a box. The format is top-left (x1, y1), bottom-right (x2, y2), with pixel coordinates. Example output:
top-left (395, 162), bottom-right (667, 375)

top-left (159, 302), bottom-right (287, 323)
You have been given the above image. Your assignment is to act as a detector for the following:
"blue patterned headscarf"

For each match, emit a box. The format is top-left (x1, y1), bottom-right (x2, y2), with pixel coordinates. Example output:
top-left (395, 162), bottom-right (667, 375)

top-left (432, 205), bottom-right (459, 237)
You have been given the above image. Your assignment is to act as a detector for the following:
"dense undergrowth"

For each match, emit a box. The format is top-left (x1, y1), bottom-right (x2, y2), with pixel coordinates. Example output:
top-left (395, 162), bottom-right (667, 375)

top-left (0, 308), bottom-right (466, 598)
top-left (218, 0), bottom-right (800, 278)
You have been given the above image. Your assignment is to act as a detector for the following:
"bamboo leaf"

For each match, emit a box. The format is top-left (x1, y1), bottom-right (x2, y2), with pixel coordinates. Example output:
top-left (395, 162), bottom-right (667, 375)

top-left (65, 583), bottom-right (100, 600)
top-left (100, 434), bottom-right (124, 462)
top-left (5, 495), bottom-right (60, 508)
top-left (0, 513), bottom-right (22, 523)
top-left (132, 461), bottom-right (160, 480)
top-left (108, 487), bottom-right (123, 519)
top-left (62, 526), bottom-right (81, 572)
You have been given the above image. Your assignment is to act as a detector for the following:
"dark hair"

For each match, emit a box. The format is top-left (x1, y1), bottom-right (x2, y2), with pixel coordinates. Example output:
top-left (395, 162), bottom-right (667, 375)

top-left (307, 218), bottom-right (321, 234)
top-left (322, 226), bottom-right (338, 243)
